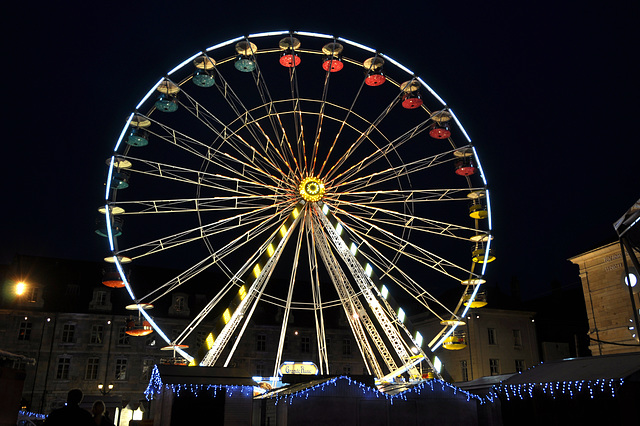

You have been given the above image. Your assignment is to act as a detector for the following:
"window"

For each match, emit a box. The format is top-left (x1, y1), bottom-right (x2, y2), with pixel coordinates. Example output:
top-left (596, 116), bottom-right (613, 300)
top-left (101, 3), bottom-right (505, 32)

top-left (61, 324), bottom-right (75, 343)
top-left (95, 291), bottom-right (108, 305)
top-left (174, 296), bottom-right (186, 312)
top-left (487, 328), bottom-right (497, 345)
top-left (515, 359), bottom-right (526, 373)
top-left (513, 329), bottom-right (522, 348)
top-left (489, 359), bottom-right (500, 376)
top-left (117, 326), bottom-right (130, 345)
top-left (169, 294), bottom-right (190, 316)
top-left (24, 287), bottom-right (38, 303)
top-left (342, 338), bottom-right (351, 355)
top-left (115, 359), bottom-right (128, 380)
top-left (256, 362), bottom-right (265, 377)
top-left (13, 359), bottom-right (27, 370)
top-left (85, 358), bottom-right (99, 380)
top-left (142, 359), bottom-right (154, 381)
top-left (343, 365), bottom-right (351, 375)
top-left (90, 325), bottom-right (104, 344)
top-left (65, 285), bottom-right (79, 298)
top-left (301, 336), bottom-right (310, 353)
top-left (256, 334), bottom-right (266, 351)
top-left (196, 331), bottom-right (207, 349)
top-left (460, 360), bottom-right (469, 382)
top-left (18, 321), bottom-right (32, 341)
top-left (56, 356), bottom-right (71, 379)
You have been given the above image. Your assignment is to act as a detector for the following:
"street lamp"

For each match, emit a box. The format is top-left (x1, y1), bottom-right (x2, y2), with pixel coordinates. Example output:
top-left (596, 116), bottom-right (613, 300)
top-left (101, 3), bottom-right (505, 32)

top-left (16, 281), bottom-right (26, 295)
top-left (98, 383), bottom-right (114, 395)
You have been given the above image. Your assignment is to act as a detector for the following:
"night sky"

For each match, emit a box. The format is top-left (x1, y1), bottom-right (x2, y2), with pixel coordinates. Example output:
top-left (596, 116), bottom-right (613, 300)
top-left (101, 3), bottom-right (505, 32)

top-left (3, 1), bottom-right (638, 302)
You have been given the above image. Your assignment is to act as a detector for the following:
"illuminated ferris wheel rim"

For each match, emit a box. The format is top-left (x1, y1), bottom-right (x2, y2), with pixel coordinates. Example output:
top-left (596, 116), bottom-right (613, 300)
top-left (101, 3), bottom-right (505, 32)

top-left (102, 30), bottom-right (494, 372)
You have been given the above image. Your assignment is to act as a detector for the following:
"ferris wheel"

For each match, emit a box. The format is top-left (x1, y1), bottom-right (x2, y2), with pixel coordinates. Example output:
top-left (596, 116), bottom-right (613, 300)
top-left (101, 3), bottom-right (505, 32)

top-left (99, 31), bottom-right (494, 383)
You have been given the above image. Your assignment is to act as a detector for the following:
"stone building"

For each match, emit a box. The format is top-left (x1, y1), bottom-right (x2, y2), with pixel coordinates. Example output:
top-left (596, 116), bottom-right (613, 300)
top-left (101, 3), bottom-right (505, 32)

top-left (569, 241), bottom-right (640, 356)
top-left (413, 308), bottom-right (539, 383)
top-left (0, 255), bottom-right (364, 423)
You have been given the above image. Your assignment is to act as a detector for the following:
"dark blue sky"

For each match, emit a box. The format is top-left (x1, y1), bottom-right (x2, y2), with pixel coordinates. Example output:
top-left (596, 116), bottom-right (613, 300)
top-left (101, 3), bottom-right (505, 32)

top-left (3, 1), bottom-right (638, 301)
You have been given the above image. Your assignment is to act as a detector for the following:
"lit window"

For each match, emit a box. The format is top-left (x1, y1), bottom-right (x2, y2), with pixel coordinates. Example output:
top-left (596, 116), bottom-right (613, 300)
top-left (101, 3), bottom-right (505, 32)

top-left (23, 287), bottom-right (38, 303)
top-left (118, 326), bottom-right (130, 345)
top-left (115, 359), bottom-right (128, 380)
top-left (174, 296), bottom-right (186, 312)
top-left (90, 325), bottom-right (104, 344)
top-left (18, 321), bottom-right (32, 341)
top-left (142, 359), bottom-right (154, 381)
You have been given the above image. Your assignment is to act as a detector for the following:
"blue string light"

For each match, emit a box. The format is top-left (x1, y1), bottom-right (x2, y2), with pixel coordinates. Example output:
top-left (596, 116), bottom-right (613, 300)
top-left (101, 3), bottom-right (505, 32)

top-left (488, 378), bottom-right (624, 402)
top-left (18, 411), bottom-right (46, 420)
top-left (145, 365), bottom-right (625, 406)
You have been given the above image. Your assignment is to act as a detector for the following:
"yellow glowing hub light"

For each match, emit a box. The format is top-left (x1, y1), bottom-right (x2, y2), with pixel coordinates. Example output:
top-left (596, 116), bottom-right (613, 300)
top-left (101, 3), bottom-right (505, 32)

top-left (238, 285), bottom-right (247, 300)
top-left (299, 177), bottom-right (325, 202)
top-left (16, 282), bottom-right (26, 295)
top-left (223, 308), bottom-right (232, 324)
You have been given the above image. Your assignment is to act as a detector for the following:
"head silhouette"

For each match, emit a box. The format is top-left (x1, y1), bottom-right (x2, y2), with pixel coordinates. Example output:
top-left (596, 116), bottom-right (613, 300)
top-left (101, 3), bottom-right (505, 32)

top-left (67, 388), bottom-right (84, 405)
top-left (92, 400), bottom-right (106, 416)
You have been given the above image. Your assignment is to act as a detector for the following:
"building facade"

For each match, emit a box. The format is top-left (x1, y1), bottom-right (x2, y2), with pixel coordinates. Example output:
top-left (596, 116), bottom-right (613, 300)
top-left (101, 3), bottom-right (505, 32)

top-left (569, 241), bottom-right (640, 356)
top-left (0, 255), bottom-right (364, 423)
top-left (414, 308), bottom-right (539, 382)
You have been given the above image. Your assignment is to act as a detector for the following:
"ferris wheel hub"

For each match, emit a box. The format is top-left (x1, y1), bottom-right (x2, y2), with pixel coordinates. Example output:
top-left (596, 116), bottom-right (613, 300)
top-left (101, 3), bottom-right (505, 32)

top-left (299, 176), bottom-right (325, 202)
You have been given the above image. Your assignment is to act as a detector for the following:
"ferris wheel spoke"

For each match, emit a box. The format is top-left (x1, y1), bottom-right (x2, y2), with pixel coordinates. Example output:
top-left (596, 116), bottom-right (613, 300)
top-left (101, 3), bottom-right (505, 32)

top-left (111, 194), bottom-right (277, 215)
top-left (330, 188), bottom-right (481, 204)
top-left (328, 116), bottom-right (435, 187)
top-left (323, 91), bottom-right (401, 182)
top-left (121, 156), bottom-right (286, 197)
top-left (327, 198), bottom-right (479, 240)
top-left (334, 206), bottom-right (474, 280)
top-left (316, 81), bottom-right (367, 178)
top-left (333, 149), bottom-right (457, 193)
top-left (304, 214), bottom-right (329, 373)
top-left (118, 203), bottom-right (289, 261)
top-left (200, 205), bottom-right (304, 367)
top-left (272, 214), bottom-right (306, 378)
top-left (142, 113), bottom-right (288, 188)
top-left (207, 68), bottom-right (298, 174)
top-left (311, 213), bottom-right (387, 377)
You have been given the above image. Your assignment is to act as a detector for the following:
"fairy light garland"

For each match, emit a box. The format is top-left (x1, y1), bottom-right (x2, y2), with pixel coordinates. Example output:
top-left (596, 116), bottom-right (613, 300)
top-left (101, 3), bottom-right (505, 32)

top-left (145, 365), bottom-right (625, 405)
top-left (485, 378), bottom-right (624, 402)
top-left (145, 365), bottom-right (254, 400)
top-left (18, 411), bottom-right (46, 420)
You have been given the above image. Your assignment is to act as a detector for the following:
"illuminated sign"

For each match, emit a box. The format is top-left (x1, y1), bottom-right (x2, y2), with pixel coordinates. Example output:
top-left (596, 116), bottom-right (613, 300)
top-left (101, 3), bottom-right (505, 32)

top-left (279, 362), bottom-right (319, 376)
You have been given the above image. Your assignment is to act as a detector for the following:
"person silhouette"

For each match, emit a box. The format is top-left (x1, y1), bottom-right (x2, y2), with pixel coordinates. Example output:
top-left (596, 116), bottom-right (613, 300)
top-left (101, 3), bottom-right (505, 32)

top-left (44, 388), bottom-right (94, 426)
top-left (91, 400), bottom-right (115, 426)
